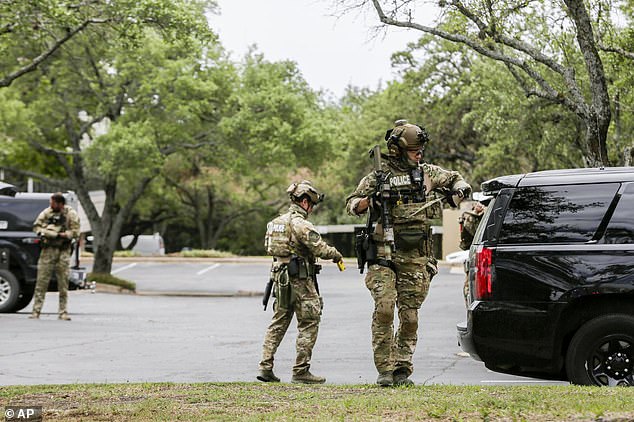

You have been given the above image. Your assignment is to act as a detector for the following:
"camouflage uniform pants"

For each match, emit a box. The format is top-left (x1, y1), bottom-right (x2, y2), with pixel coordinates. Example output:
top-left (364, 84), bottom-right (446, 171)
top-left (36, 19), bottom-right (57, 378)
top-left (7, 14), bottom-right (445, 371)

top-left (259, 276), bottom-right (322, 375)
top-left (365, 249), bottom-right (433, 377)
top-left (32, 247), bottom-right (71, 315)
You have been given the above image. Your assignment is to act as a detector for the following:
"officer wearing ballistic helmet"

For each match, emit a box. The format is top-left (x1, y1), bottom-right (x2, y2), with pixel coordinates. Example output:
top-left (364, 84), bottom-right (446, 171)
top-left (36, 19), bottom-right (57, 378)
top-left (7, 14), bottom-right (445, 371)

top-left (258, 180), bottom-right (344, 384)
top-left (346, 120), bottom-right (471, 386)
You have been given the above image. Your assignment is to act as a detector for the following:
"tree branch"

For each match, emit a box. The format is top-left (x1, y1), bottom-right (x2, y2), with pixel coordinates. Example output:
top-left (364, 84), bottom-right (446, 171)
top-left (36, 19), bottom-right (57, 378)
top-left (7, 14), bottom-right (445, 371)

top-left (0, 18), bottom-right (108, 88)
top-left (1, 166), bottom-right (69, 188)
top-left (114, 175), bottom-right (158, 232)
top-left (159, 141), bottom-right (217, 156)
top-left (369, 0), bottom-right (588, 118)
top-left (598, 43), bottom-right (634, 60)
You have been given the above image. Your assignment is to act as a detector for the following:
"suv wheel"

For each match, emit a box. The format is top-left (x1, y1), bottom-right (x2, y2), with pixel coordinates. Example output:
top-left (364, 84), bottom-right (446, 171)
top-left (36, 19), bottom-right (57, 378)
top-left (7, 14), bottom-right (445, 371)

top-left (0, 269), bottom-right (20, 313)
top-left (14, 284), bottom-right (35, 312)
top-left (566, 314), bottom-right (634, 386)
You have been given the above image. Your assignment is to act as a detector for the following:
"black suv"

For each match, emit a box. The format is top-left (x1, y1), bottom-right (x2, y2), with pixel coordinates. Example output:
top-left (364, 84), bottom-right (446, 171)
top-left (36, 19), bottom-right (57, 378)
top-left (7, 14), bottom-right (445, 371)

top-left (0, 183), bottom-right (87, 313)
top-left (457, 167), bottom-right (634, 386)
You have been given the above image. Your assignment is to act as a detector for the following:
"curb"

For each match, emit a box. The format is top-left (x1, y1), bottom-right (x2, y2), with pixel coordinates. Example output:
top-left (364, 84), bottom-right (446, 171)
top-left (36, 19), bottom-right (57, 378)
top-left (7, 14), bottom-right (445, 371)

top-left (92, 283), bottom-right (263, 298)
top-left (135, 290), bottom-right (263, 298)
top-left (94, 283), bottom-right (136, 295)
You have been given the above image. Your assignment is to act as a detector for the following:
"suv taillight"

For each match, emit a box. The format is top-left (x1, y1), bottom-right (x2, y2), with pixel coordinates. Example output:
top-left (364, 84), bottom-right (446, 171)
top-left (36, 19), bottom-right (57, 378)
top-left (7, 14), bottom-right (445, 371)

top-left (475, 245), bottom-right (492, 300)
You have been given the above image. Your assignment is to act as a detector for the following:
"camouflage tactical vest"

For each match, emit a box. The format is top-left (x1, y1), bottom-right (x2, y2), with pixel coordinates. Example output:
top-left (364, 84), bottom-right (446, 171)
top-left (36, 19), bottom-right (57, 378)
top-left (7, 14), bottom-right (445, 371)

top-left (384, 161), bottom-right (431, 228)
top-left (264, 213), bottom-right (293, 257)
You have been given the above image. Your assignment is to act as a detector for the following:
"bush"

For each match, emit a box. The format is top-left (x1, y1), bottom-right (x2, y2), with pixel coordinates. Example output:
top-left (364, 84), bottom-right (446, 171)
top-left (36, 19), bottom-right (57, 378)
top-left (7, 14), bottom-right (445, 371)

top-left (114, 250), bottom-right (141, 257)
top-left (174, 249), bottom-right (234, 258)
top-left (87, 272), bottom-right (136, 291)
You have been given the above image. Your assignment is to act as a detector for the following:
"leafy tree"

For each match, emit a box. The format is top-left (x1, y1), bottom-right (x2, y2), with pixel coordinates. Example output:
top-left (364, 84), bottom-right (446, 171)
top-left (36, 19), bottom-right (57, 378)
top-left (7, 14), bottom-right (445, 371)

top-left (161, 51), bottom-right (337, 253)
top-left (339, 0), bottom-right (632, 167)
top-left (0, 12), bottom-right (228, 272)
top-left (0, 0), bottom-right (215, 88)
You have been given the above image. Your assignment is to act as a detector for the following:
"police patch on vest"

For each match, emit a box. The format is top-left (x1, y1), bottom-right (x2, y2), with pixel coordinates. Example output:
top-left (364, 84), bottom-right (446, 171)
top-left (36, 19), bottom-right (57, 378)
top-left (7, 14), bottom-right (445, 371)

top-left (390, 174), bottom-right (411, 187)
top-left (267, 222), bottom-right (286, 233)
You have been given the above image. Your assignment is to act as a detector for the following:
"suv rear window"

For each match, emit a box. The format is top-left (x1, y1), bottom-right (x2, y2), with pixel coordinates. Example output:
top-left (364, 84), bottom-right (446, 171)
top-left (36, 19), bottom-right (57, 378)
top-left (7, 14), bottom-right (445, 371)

top-left (498, 183), bottom-right (619, 244)
top-left (603, 182), bottom-right (634, 244)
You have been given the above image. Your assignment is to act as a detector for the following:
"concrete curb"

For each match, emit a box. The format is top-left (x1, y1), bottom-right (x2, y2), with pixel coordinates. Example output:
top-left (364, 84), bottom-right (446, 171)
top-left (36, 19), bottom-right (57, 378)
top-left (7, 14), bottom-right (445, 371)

top-left (93, 283), bottom-right (263, 298)
top-left (94, 283), bottom-right (136, 295)
top-left (135, 290), bottom-right (263, 298)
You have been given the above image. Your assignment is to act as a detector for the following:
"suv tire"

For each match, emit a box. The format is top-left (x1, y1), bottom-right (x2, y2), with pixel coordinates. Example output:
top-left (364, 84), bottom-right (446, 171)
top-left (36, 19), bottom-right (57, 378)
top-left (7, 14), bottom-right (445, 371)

top-left (14, 284), bottom-right (35, 312)
top-left (566, 314), bottom-right (634, 386)
top-left (0, 269), bottom-right (20, 313)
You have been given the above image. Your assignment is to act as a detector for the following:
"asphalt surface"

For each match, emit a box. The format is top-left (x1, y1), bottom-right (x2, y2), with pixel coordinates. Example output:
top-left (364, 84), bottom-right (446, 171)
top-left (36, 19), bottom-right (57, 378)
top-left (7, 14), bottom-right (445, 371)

top-left (0, 259), bottom-right (568, 386)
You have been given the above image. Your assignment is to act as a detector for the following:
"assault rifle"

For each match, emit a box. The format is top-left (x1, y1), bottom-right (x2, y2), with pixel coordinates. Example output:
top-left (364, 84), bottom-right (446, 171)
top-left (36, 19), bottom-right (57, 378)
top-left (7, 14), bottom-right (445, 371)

top-left (355, 145), bottom-right (395, 273)
top-left (371, 145), bottom-right (395, 261)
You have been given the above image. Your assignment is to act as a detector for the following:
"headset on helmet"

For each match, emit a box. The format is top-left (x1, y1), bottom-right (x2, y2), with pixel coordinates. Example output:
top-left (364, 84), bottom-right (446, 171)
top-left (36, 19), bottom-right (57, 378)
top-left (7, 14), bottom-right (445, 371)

top-left (384, 119), bottom-right (430, 156)
top-left (287, 180), bottom-right (325, 205)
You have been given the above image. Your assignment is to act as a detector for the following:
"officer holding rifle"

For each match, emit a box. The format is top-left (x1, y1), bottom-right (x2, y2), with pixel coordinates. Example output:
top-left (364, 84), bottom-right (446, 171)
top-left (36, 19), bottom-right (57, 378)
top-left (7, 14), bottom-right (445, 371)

top-left (346, 120), bottom-right (470, 387)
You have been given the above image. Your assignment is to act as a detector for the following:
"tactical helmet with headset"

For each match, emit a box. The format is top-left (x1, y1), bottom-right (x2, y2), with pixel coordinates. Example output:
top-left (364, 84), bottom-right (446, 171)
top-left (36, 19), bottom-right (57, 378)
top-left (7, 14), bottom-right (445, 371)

top-left (287, 180), bottom-right (324, 205)
top-left (384, 119), bottom-right (430, 159)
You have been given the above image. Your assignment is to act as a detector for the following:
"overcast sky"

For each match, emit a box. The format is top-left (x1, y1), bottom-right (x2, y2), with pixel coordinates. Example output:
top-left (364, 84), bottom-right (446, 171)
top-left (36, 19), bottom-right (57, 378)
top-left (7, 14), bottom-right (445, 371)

top-left (207, 0), bottom-right (429, 98)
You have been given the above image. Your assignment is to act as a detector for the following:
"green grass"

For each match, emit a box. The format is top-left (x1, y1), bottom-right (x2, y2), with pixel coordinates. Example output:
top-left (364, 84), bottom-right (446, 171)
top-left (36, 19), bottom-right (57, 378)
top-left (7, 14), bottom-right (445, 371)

top-left (1, 383), bottom-right (633, 421)
top-left (86, 272), bottom-right (136, 291)
top-left (172, 249), bottom-right (235, 258)
top-left (113, 250), bottom-right (142, 257)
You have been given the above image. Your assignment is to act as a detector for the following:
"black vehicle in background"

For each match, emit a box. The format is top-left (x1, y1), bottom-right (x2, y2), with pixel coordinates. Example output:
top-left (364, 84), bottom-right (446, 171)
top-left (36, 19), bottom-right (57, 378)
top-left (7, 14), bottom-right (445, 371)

top-left (0, 183), bottom-right (87, 313)
top-left (457, 167), bottom-right (634, 386)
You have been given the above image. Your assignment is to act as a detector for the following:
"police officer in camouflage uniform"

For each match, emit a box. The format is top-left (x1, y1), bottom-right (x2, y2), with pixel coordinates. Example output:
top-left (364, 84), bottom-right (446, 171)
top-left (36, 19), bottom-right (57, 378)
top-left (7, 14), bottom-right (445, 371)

top-left (346, 120), bottom-right (471, 386)
top-left (258, 181), bottom-right (343, 384)
top-left (459, 201), bottom-right (486, 305)
top-left (30, 193), bottom-right (80, 320)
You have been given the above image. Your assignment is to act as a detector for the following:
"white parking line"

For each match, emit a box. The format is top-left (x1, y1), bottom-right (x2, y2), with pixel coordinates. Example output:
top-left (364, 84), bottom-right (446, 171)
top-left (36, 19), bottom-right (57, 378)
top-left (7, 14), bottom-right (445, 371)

top-left (111, 263), bottom-right (138, 275)
top-left (197, 263), bottom-right (221, 275)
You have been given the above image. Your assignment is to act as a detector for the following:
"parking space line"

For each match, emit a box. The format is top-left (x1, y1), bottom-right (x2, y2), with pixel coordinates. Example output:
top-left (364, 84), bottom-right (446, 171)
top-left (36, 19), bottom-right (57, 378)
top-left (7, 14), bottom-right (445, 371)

top-left (111, 263), bottom-right (138, 275)
top-left (197, 263), bottom-right (221, 275)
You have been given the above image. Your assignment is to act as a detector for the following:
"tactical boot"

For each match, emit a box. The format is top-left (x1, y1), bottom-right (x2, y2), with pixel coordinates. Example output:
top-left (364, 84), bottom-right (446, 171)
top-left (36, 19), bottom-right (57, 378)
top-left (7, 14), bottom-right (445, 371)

top-left (58, 312), bottom-right (71, 321)
top-left (376, 371), bottom-right (393, 387)
top-left (393, 369), bottom-right (414, 387)
top-left (29, 312), bottom-right (40, 319)
top-left (257, 369), bottom-right (280, 383)
top-left (291, 371), bottom-right (326, 384)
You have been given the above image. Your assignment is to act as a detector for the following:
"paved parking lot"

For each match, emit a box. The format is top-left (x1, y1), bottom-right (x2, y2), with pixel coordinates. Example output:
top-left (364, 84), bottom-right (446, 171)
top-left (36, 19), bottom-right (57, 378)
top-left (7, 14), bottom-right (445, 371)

top-left (0, 261), bottom-right (568, 386)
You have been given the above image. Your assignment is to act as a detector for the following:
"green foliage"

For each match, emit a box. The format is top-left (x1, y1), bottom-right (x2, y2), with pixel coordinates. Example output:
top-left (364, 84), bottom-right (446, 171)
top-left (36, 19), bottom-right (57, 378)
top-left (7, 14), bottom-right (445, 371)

top-left (85, 122), bottom-right (163, 180)
top-left (177, 249), bottom-right (234, 258)
top-left (113, 250), bottom-right (141, 257)
top-left (0, 0), bottom-right (215, 86)
top-left (220, 51), bottom-right (334, 173)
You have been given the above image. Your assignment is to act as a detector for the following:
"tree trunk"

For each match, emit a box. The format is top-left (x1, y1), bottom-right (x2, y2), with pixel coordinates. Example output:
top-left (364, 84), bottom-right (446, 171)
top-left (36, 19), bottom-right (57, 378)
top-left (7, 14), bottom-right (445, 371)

top-left (92, 237), bottom-right (116, 274)
top-left (583, 111), bottom-right (611, 167)
top-left (564, 0), bottom-right (611, 167)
